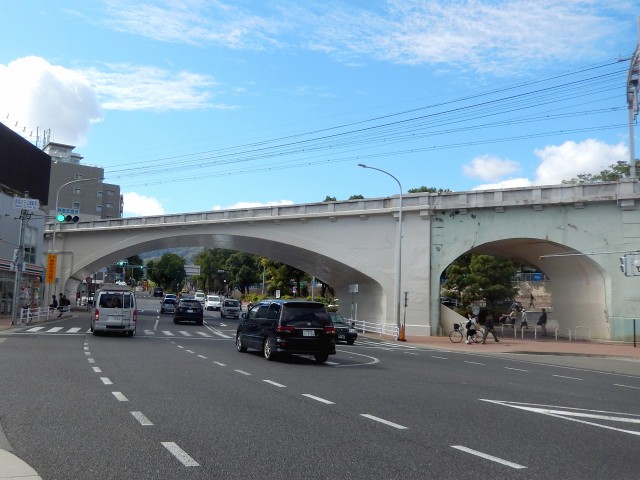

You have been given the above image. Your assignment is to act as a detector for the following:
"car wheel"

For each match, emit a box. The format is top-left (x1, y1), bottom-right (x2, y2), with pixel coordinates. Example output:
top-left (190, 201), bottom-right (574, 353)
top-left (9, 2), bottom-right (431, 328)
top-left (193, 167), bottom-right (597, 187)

top-left (314, 353), bottom-right (329, 364)
top-left (173, 319), bottom-right (178, 324)
top-left (197, 319), bottom-right (203, 325)
top-left (263, 338), bottom-right (275, 361)
top-left (347, 339), bottom-right (355, 345)
top-left (236, 334), bottom-right (247, 352)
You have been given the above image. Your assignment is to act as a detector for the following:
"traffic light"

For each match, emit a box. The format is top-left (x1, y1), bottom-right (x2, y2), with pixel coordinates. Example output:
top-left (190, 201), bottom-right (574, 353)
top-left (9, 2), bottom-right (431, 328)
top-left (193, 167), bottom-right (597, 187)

top-left (56, 214), bottom-right (79, 223)
top-left (620, 254), bottom-right (640, 276)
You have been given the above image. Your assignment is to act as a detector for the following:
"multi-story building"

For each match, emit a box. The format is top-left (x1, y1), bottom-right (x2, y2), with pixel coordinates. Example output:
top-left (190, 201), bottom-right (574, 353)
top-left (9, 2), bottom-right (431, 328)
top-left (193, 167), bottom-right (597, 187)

top-left (44, 142), bottom-right (122, 221)
top-left (0, 123), bottom-right (49, 318)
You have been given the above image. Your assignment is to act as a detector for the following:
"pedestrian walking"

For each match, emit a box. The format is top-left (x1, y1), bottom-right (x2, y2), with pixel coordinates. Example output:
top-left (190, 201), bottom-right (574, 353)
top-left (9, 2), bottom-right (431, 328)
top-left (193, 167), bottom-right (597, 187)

top-left (49, 295), bottom-right (58, 313)
top-left (537, 308), bottom-right (548, 336)
top-left (465, 314), bottom-right (478, 344)
top-left (528, 293), bottom-right (535, 308)
top-left (520, 309), bottom-right (529, 329)
top-left (482, 314), bottom-right (500, 344)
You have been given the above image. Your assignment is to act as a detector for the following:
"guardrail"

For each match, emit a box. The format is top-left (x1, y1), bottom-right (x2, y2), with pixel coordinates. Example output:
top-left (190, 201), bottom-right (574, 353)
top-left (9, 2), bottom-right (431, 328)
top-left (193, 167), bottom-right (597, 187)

top-left (352, 319), bottom-right (398, 338)
top-left (18, 305), bottom-right (71, 324)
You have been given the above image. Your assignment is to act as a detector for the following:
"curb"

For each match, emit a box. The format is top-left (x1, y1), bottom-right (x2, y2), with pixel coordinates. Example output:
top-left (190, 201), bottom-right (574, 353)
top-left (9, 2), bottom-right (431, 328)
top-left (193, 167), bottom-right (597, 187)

top-left (0, 449), bottom-right (42, 479)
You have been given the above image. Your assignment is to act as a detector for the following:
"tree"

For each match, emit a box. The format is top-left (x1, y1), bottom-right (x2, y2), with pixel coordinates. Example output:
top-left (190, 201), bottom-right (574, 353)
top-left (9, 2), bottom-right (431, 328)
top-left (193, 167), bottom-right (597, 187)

top-left (562, 160), bottom-right (640, 184)
top-left (323, 195), bottom-right (337, 202)
top-left (408, 186), bottom-right (452, 193)
top-left (147, 253), bottom-right (185, 292)
top-left (442, 254), bottom-right (518, 311)
top-left (348, 194), bottom-right (364, 200)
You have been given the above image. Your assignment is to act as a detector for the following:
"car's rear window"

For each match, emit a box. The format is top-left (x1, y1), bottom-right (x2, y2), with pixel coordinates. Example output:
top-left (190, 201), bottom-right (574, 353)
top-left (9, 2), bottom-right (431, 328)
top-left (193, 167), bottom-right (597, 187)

top-left (281, 304), bottom-right (330, 327)
top-left (180, 300), bottom-right (202, 309)
top-left (224, 300), bottom-right (239, 307)
top-left (99, 292), bottom-right (132, 309)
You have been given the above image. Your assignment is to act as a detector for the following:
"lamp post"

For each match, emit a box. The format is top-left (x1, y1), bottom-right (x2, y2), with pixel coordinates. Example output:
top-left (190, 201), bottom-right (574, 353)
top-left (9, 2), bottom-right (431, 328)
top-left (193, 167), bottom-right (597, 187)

top-left (50, 178), bottom-right (99, 296)
top-left (358, 163), bottom-right (404, 340)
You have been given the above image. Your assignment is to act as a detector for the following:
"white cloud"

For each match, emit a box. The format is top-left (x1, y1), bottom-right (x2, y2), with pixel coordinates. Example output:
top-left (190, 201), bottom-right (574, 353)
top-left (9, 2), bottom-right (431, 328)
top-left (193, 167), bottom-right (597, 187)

top-left (301, 1), bottom-right (617, 74)
top-left (211, 200), bottom-right (294, 210)
top-left (123, 192), bottom-right (165, 217)
top-left (83, 64), bottom-right (219, 111)
top-left (470, 138), bottom-right (629, 190)
top-left (0, 56), bottom-right (102, 146)
top-left (533, 139), bottom-right (628, 185)
top-left (463, 154), bottom-right (520, 181)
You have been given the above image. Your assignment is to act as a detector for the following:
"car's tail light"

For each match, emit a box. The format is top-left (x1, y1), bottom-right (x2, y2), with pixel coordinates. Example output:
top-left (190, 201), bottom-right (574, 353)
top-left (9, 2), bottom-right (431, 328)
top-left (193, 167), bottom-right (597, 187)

top-left (323, 326), bottom-right (335, 335)
top-left (275, 325), bottom-right (295, 333)
top-left (94, 308), bottom-right (99, 322)
top-left (133, 309), bottom-right (137, 322)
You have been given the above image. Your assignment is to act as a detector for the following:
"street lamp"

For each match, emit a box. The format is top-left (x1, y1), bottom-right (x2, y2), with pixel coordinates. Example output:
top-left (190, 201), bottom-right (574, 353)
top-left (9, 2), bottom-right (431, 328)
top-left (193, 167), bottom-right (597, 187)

top-left (358, 163), bottom-right (404, 340)
top-left (50, 178), bottom-right (100, 295)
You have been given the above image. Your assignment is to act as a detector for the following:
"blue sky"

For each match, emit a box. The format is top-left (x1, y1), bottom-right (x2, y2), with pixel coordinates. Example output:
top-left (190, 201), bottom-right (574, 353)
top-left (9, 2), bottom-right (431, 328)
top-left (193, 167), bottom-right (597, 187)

top-left (0, 1), bottom-right (638, 216)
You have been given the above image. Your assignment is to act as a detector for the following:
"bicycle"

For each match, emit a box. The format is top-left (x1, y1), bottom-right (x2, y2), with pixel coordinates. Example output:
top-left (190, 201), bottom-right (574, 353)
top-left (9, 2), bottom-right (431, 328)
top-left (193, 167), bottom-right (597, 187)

top-left (449, 323), bottom-right (483, 343)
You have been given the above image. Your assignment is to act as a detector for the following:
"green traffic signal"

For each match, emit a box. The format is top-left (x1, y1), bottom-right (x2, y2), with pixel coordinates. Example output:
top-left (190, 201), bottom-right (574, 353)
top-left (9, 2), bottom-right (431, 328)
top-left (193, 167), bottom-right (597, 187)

top-left (56, 214), bottom-right (79, 223)
top-left (56, 214), bottom-right (66, 222)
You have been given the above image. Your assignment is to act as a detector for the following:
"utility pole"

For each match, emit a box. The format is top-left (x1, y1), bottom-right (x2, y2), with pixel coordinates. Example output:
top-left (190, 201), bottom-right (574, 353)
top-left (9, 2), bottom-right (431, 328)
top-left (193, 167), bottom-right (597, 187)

top-left (11, 208), bottom-right (30, 325)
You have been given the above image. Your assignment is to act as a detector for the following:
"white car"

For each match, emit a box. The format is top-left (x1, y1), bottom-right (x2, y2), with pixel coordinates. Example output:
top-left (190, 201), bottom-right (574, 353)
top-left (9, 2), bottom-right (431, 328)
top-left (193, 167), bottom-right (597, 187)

top-left (194, 291), bottom-right (206, 305)
top-left (205, 295), bottom-right (221, 311)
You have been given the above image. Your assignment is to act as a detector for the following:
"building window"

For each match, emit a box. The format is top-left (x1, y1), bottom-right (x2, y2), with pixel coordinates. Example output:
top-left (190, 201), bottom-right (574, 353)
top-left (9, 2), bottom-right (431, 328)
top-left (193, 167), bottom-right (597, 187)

top-left (96, 205), bottom-right (102, 213)
top-left (96, 191), bottom-right (103, 199)
top-left (72, 202), bottom-right (80, 209)
top-left (74, 173), bottom-right (84, 180)
top-left (107, 190), bottom-right (115, 196)
top-left (23, 227), bottom-right (37, 264)
top-left (73, 188), bottom-right (82, 195)
top-left (106, 202), bottom-right (114, 208)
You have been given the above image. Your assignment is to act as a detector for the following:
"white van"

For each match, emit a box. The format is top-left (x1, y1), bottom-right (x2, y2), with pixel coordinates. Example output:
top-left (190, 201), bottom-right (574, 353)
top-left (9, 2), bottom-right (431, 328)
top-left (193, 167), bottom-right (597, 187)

top-left (91, 283), bottom-right (137, 336)
top-left (194, 291), bottom-right (206, 305)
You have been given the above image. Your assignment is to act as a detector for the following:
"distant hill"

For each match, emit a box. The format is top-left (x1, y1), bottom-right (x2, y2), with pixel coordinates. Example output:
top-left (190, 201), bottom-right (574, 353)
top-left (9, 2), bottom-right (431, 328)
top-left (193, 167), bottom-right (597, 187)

top-left (139, 246), bottom-right (204, 264)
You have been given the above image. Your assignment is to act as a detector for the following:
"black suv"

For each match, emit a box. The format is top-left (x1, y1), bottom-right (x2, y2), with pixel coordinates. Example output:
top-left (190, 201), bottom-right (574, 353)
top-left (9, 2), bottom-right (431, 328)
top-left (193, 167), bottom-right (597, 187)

top-left (236, 300), bottom-right (336, 363)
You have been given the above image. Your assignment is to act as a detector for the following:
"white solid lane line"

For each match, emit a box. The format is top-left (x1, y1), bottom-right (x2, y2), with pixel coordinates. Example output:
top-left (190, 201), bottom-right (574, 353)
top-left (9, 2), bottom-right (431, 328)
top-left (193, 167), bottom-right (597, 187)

top-left (360, 414), bottom-right (407, 430)
top-left (451, 445), bottom-right (527, 469)
top-left (161, 442), bottom-right (200, 467)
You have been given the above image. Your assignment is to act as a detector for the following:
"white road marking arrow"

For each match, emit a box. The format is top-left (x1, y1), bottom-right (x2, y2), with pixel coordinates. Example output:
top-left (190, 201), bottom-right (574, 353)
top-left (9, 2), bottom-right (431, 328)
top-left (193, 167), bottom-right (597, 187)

top-left (481, 399), bottom-right (640, 436)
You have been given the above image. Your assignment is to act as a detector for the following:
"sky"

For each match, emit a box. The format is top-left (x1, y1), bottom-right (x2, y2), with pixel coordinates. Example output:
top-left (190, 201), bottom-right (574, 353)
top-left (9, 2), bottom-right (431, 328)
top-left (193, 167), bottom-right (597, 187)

top-left (0, 1), bottom-right (639, 217)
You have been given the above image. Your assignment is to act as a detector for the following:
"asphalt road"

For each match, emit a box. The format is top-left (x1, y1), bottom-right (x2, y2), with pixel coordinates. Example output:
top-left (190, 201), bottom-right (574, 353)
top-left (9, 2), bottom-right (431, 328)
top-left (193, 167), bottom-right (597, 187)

top-left (0, 296), bottom-right (638, 479)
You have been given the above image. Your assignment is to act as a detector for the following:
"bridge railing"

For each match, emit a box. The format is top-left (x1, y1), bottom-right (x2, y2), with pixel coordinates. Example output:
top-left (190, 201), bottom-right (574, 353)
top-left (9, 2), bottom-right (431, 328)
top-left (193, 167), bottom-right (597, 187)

top-left (351, 319), bottom-right (398, 338)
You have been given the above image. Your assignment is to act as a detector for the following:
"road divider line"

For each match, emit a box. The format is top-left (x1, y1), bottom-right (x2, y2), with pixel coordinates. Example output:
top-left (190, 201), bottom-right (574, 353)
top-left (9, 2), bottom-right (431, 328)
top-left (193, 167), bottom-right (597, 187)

top-left (431, 356), bottom-right (448, 360)
top-left (263, 380), bottom-right (286, 388)
top-left (235, 369), bottom-right (251, 375)
top-left (131, 411), bottom-right (153, 426)
top-left (112, 392), bottom-right (128, 402)
top-left (504, 367), bottom-right (529, 372)
top-left (451, 445), bottom-right (526, 469)
top-left (614, 384), bottom-right (640, 390)
top-left (197, 355), bottom-right (207, 359)
top-left (360, 414), bottom-right (407, 430)
top-left (214, 361), bottom-right (226, 366)
top-left (186, 350), bottom-right (195, 354)
top-left (302, 394), bottom-right (335, 404)
top-left (464, 361), bottom-right (484, 365)
top-left (552, 374), bottom-right (583, 381)
top-left (92, 367), bottom-right (102, 373)
top-left (87, 358), bottom-right (95, 364)
top-left (161, 442), bottom-right (200, 467)
top-left (100, 377), bottom-right (113, 385)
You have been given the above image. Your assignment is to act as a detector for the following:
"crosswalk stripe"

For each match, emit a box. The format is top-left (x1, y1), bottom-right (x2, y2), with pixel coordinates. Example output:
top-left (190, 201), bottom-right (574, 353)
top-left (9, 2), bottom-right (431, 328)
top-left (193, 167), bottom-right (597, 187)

top-left (26, 327), bottom-right (45, 332)
top-left (179, 331), bottom-right (193, 337)
top-left (47, 327), bottom-right (64, 333)
top-left (162, 331), bottom-right (174, 336)
top-left (195, 332), bottom-right (211, 337)
top-left (67, 327), bottom-right (82, 333)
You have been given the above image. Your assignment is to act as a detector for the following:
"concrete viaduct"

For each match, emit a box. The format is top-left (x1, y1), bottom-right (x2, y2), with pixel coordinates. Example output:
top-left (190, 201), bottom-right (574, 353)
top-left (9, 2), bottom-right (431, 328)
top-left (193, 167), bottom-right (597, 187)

top-left (45, 180), bottom-right (640, 342)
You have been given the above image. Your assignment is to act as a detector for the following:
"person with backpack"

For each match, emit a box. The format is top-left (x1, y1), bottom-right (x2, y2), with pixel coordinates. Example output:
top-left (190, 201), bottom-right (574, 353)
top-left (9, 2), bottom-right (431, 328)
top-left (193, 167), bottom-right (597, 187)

top-left (537, 308), bottom-right (548, 336)
top-left (465, 314), bottom-right (478, 344)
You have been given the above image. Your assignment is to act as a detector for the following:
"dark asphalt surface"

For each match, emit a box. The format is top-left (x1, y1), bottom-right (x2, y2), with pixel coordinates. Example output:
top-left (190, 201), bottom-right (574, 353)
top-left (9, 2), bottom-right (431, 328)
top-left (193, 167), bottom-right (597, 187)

top-left (0, 297), bottom-right (638, 479)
